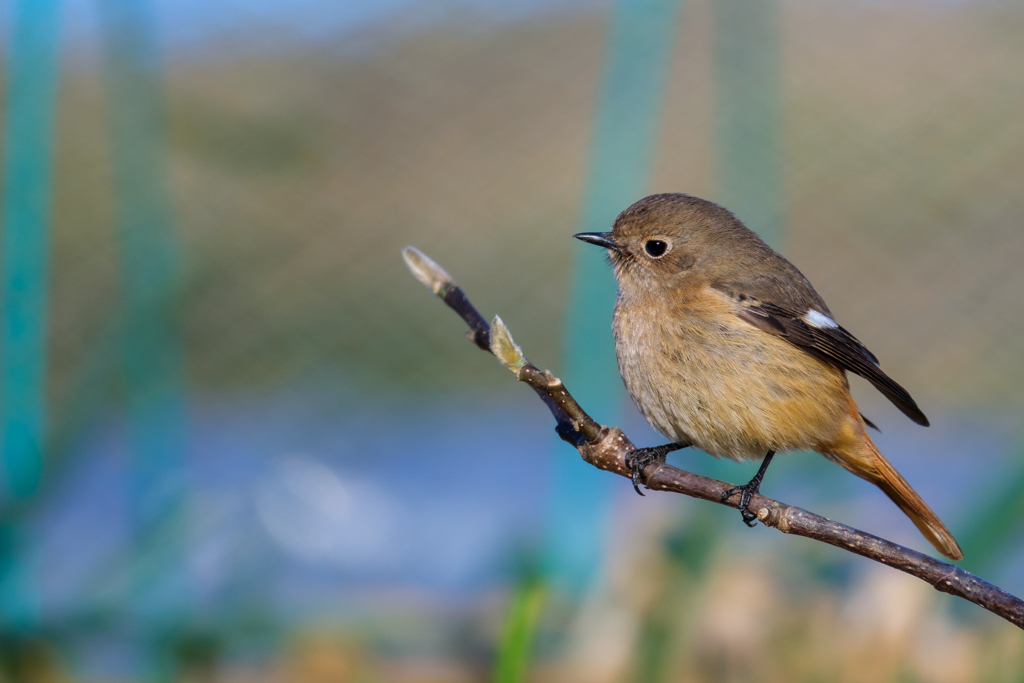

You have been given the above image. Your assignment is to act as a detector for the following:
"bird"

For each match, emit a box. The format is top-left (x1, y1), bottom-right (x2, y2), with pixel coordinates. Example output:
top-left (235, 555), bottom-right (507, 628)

top-left (574, 192), bottom-right (962, 560)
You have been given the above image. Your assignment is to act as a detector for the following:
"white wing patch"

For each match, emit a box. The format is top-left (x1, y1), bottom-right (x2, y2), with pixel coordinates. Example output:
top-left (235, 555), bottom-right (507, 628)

top-left (804, 309), bottom-right (838, 329)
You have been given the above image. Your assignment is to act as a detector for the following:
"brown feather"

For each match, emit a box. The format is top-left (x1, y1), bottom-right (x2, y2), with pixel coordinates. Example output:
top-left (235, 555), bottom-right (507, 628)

top-left (732, 297), bottom-right (929, 426)
top-left (821, 412), bottom-right (962, 560)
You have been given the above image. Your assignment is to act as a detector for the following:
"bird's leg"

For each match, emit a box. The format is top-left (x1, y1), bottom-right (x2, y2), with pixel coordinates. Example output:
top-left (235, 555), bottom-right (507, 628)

top-left (721, 450), bottom-right (776, 526)
top-left (625, 442), bottom-right (690, 496)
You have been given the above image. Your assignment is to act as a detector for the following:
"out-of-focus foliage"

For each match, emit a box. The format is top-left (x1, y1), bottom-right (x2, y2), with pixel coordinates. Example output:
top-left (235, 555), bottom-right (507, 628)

top-left (493, 559), bottom-right (545, 683)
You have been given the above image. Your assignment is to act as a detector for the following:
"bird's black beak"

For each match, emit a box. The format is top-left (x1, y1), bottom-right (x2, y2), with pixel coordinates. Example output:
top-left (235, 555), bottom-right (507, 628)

top-left (573, 232), bottom-right (619, 250)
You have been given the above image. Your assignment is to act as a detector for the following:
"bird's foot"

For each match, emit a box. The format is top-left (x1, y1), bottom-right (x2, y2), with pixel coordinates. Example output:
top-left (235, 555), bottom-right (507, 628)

top-left (625, 442), bottom-right (690, 496)
top-left (626, 449), bottom-right (665, 497)
top-left (720, 451), bottom-right (776, 527)
top-left (720, 481), bottom-right (762, 526)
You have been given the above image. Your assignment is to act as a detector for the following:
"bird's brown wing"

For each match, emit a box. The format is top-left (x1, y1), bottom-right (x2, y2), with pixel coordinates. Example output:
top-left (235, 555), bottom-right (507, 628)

top-left (730, 296), bottom-right (929, 427)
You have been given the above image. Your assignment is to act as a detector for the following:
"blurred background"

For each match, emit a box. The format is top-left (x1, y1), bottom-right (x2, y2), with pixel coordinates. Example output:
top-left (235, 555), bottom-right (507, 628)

top-left (2, 0), bottom-right (1024, 680)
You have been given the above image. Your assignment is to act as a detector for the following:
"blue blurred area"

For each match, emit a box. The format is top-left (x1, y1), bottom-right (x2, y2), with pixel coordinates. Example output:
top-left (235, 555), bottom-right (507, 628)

top-left (36, 391), bottom-right (552, 610)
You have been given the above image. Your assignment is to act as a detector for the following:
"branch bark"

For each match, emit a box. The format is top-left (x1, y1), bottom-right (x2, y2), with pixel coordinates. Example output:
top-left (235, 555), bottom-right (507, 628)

top-left (402, 246), bottom-right (1024, 630)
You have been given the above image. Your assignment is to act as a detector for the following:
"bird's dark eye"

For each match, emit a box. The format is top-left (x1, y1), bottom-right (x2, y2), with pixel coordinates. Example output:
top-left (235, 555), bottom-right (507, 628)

top-left (644, 240), bottom-right (668, 257)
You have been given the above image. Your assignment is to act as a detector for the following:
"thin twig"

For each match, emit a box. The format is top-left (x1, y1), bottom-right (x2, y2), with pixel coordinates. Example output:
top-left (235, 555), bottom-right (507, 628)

top-left (402, 246), bottom-right (1024, 631)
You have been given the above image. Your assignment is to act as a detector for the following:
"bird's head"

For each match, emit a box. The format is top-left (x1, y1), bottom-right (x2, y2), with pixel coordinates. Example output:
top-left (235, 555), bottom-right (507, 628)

top-left (574, 193), bottom-right (766, 295)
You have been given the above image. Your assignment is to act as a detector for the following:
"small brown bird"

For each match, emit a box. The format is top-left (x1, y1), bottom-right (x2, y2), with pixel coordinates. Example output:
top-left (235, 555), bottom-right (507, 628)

top-left (575, 193), bottom-right (962, 560)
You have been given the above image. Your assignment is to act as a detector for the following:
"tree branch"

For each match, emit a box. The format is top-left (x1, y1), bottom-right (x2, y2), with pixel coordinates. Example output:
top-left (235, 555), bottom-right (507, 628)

top-left (402, 246), bottom-right (1024, 630)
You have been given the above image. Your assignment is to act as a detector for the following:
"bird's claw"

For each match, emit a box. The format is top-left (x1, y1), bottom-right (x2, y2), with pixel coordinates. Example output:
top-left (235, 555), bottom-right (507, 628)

top-left (721, 483), bottom-right (760, 526)
top-left (721, 450), bottom-right (774, 527)
top-left (623, 443), bottom-right (689, 497)
top-left (625, 449), bottom-right (665, 496)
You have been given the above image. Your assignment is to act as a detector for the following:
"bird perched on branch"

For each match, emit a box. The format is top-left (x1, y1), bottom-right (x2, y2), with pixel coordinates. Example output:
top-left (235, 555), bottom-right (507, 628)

top-left (575, 193), bottom-right (962, 560)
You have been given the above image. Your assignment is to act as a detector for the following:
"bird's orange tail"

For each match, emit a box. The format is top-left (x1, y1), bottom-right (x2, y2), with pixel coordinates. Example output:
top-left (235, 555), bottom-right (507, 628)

top-left (825, 419), bottom-right (963, 561)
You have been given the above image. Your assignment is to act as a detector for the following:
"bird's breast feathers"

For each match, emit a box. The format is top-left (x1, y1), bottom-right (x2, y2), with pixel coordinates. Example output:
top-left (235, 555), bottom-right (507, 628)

top-left (612, 286), bottom-right (851, 460)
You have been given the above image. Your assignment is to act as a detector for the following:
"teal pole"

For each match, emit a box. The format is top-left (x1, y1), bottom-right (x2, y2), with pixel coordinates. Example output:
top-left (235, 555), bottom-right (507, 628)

top-left (711, 0), bottom-right (784, 250)
top-left (0, 0), bottom-right (63, 629)
top-left (550, 0), bottom-right (683, 592)
top-left (0, 0), bottom-right (62, 504)
top-left (97, 0), bottom-right (190, 630)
